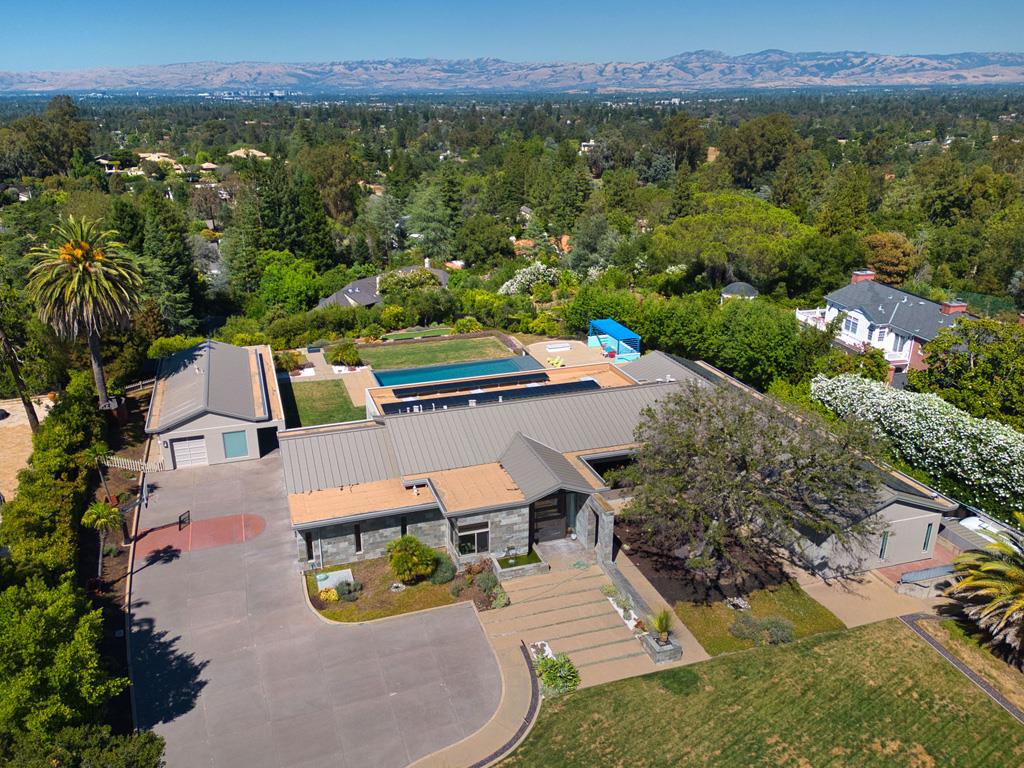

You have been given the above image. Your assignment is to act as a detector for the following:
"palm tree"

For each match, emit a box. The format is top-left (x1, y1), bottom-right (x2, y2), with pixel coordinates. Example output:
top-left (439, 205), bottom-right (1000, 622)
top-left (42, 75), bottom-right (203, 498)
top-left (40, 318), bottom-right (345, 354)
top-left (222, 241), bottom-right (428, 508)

top-left (946, 512), bottom-right (1024, 666)
top-left (27, 217), bottom-right (143, 410)
top-left (82, 500), bottom-right (123, 578)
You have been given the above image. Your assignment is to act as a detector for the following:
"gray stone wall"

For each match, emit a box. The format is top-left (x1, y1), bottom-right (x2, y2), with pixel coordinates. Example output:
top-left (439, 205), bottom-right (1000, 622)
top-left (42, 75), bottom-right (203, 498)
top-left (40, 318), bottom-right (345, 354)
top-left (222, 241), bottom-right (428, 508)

top-left (451, 506), bottom-right (530, 566)
top-left (577, 495), bottom-right (615, 564)
top-left (312, 508), bottom-right (448, 567)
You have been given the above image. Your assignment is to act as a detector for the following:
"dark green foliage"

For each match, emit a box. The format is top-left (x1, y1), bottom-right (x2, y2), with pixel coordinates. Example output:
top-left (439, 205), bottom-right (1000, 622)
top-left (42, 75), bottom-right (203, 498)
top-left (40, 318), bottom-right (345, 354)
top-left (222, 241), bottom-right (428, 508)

top-left (429, 555), bottom-right (457, 585)
top-left (533, 653), bottom-right (581, 695)
top-left (324, 342), bottom-right (362, 367)
top-left (1, 725), bottom-right (165, 768)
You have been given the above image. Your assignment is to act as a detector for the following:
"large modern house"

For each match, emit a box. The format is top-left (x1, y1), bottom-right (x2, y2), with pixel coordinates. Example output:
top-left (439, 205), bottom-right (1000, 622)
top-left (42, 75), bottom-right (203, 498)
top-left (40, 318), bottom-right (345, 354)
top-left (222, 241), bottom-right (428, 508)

top-left (796, 269), bottom-right (969, 385)
top-left (279, 350), bottom-right (952, 575)
top-left (146, 340), bottom-right (286, 469)
top-left (317, 262), bottom-right (449, 309)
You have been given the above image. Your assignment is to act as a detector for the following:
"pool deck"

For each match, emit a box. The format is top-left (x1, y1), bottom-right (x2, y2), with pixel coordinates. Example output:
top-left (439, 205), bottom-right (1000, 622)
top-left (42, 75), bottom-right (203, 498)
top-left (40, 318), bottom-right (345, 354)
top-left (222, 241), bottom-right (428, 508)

top-left (525, 340), bottom-right (608, 368)
top-left (372, 355), bottom-right (542, 388)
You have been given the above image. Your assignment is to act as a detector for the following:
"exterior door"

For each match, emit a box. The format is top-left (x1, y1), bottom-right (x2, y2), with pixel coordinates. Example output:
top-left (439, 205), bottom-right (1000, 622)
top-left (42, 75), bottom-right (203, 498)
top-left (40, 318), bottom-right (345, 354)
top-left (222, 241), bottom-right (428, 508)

top-left (531, 493), bottom-right (566, 542)
top-left (171, 436), bottom-right (208, 468)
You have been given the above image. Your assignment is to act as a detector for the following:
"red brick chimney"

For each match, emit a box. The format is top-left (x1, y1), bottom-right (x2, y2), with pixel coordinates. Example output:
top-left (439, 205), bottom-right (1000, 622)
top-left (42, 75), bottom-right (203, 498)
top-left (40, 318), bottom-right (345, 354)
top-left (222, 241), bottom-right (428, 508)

top-left (939, 299), bottom-right (968, 315)
top-left (851, 269), bottom-right (876, 284)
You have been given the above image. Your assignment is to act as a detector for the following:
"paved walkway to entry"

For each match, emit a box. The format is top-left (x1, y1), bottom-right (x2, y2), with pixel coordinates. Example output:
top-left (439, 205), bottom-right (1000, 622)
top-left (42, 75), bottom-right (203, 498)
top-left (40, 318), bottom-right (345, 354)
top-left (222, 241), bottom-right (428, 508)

top-left (128, 457), bottom-right (501, 768)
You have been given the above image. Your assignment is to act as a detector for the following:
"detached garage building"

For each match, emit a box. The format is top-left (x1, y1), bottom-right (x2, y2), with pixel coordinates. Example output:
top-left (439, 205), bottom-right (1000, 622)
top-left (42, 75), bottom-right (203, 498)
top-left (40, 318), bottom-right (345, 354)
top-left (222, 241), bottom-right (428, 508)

top-left (146, 340), bottom-right (286, 469)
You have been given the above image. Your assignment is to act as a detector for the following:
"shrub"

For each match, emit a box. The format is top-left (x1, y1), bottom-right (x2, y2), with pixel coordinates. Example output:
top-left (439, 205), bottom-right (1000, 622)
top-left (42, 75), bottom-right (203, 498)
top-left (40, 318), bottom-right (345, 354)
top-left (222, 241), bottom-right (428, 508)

top-left (379, 304), bottom-right (408, 331)
top-left (600, 584), bottom-right (619, 598)
top-left (325, 343), bottom-right (362, 367)
top-left (811, 373), bottom-right (1024, 517)
top-left (318, 588), bottom-right (339, 603)
top-left (147, 334), bottom-right (204, 359)
top-left (729, 614), bottom-right (796, 646)
top-left (475, 571), bottom-right (499, 595)
top-left (649, 608), bottom-right (673, 641)
top-left (491, 585), bottom-right (509, 609)
top-left (449, 580), bottom-right (465, 597)
top-left (430, 554), bottom-right (456, 585)
top-left (453, 316), bottom-right (483, 334)
top-left (533, 653), bottom-right (580, 695)
top-left (273, 350), bottom-right (304, 373)
top-left (499, 261), bottom-right (559, 296)
top-left (340, 592), bottom-right (359, 603)
top-left (386, 536), bottom-right (436, 583)
top-left (361, 323), bottom-right (385, 341)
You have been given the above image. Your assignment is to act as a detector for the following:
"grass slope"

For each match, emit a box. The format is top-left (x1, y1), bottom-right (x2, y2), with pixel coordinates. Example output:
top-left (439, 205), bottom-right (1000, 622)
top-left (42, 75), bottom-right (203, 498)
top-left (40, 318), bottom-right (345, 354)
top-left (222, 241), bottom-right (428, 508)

top-left (281, 379), bottom-right (365, 427)
top-left (358, 336), bottom-right (511, 369)
top-left (674, 580), bottom-right (845, 655)
top-left (503, 620), bottom-right (1024, 767)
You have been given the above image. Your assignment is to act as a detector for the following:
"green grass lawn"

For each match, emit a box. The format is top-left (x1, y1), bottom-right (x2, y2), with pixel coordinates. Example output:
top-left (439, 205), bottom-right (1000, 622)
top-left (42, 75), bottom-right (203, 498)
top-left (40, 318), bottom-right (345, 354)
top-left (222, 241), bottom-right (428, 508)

top-left (924, 618), bottom-right (1024, 713)
top-left (358, 335), bottom-right (512, 369)
top-left (673, 580), bottom-right (845, 655)
top-left (502, 620), bottom-right (1024, 767)
top-left (383, 326), bottom-right (452, 340)
top-left (280, 379), bottom-right (365, 427)
top-left (306, 555), bottom-right (457, 622)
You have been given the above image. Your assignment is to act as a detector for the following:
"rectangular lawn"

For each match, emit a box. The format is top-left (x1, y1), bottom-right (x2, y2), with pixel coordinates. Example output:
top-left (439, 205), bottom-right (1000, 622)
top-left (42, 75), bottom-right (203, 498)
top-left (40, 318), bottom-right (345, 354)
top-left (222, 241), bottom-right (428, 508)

top-left (502, 620), bottom-right (1024, 767)
top-left (674, 580), bottom-right (845, 655)
top-left (358, 336), bottom-right (511, 369)
top-left (281, 379), bottom-right (365, 427)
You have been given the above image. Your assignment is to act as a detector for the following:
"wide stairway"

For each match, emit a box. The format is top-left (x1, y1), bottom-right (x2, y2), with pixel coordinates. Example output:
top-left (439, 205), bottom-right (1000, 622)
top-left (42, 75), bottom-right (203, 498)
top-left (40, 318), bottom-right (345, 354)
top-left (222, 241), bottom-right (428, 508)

top-left (478, 555), bottom-right (655, 688)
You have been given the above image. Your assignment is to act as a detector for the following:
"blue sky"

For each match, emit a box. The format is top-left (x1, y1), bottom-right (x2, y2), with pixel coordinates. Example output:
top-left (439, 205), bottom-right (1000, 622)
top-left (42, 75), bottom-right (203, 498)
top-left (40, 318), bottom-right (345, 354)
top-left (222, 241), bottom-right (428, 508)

top-left (4, 0), bottom-right (1021, 71)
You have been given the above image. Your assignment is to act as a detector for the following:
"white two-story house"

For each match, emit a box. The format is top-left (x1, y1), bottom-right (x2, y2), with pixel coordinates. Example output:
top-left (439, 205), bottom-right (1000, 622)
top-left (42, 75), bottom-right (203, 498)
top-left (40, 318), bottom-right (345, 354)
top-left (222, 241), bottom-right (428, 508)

top-left (796, 270), bottom-right (969, 385)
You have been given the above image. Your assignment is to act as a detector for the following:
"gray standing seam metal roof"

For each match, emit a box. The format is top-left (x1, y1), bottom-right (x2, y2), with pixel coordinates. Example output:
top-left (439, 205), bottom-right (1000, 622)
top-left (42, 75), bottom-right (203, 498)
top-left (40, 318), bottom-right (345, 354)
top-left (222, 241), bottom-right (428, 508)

top-left (499, 433), bottom-right (599, 502)
top-left (146, 340), bottom-right (266, 433)
top-left (620, 350), bottom-right (715, 385)
top-left (280, 380), bottom-right (687, 493)
top-left (825, 281), bottom-right (962, 341)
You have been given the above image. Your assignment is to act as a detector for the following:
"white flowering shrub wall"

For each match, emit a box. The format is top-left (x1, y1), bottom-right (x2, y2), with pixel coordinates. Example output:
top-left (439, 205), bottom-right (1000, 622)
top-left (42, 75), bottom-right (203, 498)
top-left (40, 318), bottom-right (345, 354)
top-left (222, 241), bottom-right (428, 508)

top-left (810, 374), bottom-right (1024, 516)
top-left (498, 261), bottom-right (559, 296)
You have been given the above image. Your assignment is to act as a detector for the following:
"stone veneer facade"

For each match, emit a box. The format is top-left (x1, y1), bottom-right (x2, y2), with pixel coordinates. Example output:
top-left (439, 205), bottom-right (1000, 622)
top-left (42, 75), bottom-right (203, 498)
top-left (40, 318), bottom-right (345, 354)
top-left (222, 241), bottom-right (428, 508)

top-left (300, 504), bottom-right (533, 569)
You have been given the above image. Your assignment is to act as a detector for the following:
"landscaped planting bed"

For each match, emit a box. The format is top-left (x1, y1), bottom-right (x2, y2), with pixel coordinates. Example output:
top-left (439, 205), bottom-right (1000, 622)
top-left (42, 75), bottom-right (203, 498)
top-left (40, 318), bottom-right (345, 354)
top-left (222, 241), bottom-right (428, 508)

top-left (358, 335), bottom-right (512, 369)
top-left (673, 580), bottom-right (845, 656)
top-left (502, 620), bottom-right (1024, 767)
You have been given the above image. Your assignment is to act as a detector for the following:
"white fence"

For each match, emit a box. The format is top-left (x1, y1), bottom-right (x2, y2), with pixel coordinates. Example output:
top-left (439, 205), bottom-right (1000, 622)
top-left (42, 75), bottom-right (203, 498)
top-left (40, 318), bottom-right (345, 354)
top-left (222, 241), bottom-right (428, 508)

top-left (124, 377), bottom-right (156, 393)
top-left (102, 454), bottom-right (165, 473)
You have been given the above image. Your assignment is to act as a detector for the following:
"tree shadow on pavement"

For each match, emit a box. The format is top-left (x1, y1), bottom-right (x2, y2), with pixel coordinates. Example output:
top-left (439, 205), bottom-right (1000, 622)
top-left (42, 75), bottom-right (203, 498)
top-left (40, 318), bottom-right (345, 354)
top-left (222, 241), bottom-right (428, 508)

top-left (130, 616), bottom-right (209, 729)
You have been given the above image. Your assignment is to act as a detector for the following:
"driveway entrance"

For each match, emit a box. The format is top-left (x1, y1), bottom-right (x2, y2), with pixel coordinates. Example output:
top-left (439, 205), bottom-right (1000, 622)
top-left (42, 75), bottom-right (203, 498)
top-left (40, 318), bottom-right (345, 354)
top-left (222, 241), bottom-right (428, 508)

top-left (129, 456), bottom-right (501, 768)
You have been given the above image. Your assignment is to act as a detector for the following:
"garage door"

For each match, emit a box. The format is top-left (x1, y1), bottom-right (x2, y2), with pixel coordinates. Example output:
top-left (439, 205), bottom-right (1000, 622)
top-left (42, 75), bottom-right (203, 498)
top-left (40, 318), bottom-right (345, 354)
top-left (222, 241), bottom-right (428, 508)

top-left (171, 436), bottom-right (208, 468)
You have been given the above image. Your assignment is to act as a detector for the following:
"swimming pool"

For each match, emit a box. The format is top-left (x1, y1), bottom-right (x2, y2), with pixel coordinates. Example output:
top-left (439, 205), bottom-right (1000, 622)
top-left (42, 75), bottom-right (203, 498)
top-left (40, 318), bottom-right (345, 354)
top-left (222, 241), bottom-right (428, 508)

top-left (373, 355), bottom-right (543, 387)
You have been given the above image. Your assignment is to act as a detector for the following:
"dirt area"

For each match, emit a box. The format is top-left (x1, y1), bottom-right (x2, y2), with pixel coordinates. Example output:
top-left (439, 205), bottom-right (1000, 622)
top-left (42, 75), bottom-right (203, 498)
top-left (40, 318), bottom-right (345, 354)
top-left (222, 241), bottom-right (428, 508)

top-left (0, 397), bottom-right (51, 499)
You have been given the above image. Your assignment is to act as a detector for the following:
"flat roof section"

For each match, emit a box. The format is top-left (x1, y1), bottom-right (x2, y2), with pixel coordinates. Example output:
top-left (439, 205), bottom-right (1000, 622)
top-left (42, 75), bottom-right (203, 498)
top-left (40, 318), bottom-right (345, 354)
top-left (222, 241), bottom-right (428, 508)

top-left (411, 463), bottom-right (525, 514)
top-left (289, 478), bottom-right (434, 527)
top-left (367, 361), bottom-right (637, 414)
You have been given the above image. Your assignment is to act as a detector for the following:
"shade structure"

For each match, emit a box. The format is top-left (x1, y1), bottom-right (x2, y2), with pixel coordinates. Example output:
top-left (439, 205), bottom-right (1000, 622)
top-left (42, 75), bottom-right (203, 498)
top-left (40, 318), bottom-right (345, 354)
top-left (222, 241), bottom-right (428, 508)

top-left (587, 318), bottom-right (641, 361)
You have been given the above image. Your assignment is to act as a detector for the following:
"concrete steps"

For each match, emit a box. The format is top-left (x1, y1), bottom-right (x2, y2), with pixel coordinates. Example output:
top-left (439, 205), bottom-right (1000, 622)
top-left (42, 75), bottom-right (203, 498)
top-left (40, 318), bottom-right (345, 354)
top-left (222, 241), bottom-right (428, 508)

top-left (549, 627), bottom-right (637, 655)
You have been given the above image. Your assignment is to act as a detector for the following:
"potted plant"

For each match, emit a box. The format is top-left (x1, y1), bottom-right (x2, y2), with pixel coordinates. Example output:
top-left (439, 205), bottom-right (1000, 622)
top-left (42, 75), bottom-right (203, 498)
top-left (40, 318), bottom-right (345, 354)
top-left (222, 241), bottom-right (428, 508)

top-left (649, 608), bottom-right (673, 645)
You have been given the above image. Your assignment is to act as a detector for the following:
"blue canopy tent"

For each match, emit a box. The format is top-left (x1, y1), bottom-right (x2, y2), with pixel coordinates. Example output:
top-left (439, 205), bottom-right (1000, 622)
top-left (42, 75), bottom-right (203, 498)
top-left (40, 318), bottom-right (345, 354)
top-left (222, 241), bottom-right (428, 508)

top-left (587, 318), bottom-right (641, 362)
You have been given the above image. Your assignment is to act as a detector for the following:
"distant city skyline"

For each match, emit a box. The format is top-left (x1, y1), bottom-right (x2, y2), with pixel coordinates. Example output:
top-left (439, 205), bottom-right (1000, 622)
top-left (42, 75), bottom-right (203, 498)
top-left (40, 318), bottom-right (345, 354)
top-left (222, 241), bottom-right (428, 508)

top-left (3, 0), bottom-right (1022, 72)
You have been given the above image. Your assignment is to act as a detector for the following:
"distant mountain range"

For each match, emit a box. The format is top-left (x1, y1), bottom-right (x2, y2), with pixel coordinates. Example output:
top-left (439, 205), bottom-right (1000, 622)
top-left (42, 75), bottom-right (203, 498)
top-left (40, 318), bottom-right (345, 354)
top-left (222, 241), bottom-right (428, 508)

top-left (3, 51), bottom-right (1024, 94)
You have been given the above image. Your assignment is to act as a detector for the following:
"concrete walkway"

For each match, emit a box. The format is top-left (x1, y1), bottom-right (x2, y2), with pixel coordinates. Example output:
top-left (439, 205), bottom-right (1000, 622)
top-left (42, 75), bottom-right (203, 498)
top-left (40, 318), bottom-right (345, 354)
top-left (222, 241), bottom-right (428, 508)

top-left (128, 457), bottom-right (501, 768)
top-left (786, 563), bottom-right (942, 628)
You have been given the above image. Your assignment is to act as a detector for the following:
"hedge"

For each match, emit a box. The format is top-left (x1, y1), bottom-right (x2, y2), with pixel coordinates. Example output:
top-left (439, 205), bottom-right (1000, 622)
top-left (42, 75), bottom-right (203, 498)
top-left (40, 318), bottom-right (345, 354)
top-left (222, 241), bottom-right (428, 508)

top-left (810, 374), bottom-right (1024, 518)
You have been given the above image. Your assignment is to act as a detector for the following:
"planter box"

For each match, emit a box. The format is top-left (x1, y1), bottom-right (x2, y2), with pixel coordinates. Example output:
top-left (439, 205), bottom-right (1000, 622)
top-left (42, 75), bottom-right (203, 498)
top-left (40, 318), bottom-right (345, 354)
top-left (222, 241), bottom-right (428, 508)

top-left (492, 555), bottom-right (550, 581)
top-left (640, 632), bottom-right (682, 664)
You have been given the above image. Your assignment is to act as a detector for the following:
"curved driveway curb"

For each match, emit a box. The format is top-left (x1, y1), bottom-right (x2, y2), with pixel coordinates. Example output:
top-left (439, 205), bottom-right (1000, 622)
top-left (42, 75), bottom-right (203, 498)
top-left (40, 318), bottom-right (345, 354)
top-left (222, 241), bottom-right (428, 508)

top-left (900, 613), bottom-right (1024, 725)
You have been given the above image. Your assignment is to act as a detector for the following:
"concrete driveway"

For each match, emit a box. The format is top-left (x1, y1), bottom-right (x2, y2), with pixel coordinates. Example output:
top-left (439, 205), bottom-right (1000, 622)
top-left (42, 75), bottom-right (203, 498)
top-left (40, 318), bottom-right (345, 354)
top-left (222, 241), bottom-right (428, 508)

top-left (129, 455), bottom-right (501, 768)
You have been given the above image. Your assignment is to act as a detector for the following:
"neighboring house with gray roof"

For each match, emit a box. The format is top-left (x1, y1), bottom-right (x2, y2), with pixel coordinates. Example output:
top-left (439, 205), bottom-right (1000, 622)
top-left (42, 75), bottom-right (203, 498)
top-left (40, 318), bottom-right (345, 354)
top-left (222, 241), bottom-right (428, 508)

top-left (279, 350), bottom-right (950, 575)
top-left (796, 269), bottom-right (970, 385)
top-left (146, 340), bottom-right (285, 469)
top-left (317, 262), bottom-right (449, 309)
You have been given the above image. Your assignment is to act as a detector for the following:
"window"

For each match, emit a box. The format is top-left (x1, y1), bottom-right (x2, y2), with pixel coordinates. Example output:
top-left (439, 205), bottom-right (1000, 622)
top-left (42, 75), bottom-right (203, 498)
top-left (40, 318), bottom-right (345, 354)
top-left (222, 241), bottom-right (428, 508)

top-left (457, 520), bottom-right (489, 555)
top-left (876, 327), bottom-right (887, 344)
top-left (878, 531), bottom-right (889, 560)
top-left (304, 531), bottom-right (314, 561)
top-left (923, 523), bottom-right (933, 552)
top-left (842, 315), bottom-right (859, 335)
top-left (222, 430), bottom-right (248, 459)
top-left (893, 334), bottom-right (907, 353)
top-left (400, 516), bottom-right (408, 537)
top-left (354, 524), bottom-right (362, 553)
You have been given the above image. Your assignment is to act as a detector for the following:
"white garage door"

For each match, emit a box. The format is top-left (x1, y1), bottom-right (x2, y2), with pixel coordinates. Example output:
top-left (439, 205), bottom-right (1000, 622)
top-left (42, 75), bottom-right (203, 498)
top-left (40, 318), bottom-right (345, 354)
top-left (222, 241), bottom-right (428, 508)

top-left (171, 436), bottom-right (208, 468)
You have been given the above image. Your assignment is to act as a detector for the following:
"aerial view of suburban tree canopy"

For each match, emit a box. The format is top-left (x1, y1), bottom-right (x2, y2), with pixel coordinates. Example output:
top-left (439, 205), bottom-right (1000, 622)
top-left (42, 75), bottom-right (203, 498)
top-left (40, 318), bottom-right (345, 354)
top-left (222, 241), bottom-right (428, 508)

top-left (1, 81), bottom-right (1023, 767)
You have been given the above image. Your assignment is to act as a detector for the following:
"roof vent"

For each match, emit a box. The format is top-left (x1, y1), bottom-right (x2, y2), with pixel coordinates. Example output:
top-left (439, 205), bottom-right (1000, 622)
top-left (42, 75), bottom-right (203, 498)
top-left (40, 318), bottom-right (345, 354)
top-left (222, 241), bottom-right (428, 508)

top-left (468, 399), bottom-right (477, 407)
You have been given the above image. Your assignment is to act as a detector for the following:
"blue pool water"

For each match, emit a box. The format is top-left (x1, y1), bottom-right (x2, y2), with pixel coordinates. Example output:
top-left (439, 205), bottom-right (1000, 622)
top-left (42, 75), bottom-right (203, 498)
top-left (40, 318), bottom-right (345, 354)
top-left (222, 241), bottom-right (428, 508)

top-left (374, 355), bottom-right (543, 387)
